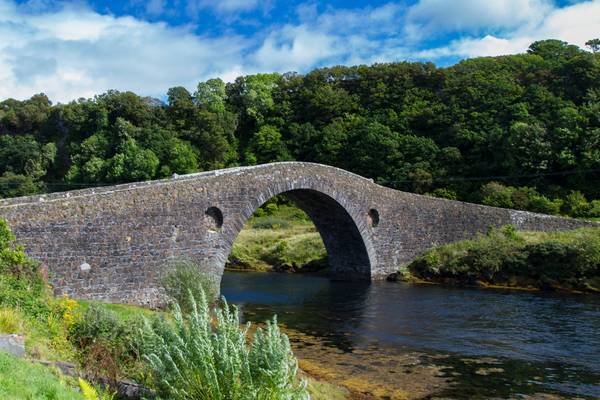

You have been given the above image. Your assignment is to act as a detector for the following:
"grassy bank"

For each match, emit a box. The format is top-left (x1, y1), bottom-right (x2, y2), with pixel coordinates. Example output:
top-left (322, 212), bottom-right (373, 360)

top-left (227, 202), bottom-right (327, 272)
top-left (0, 217), bottom-right (348, 399)
top-left (392, 226), bottom-right (600, 292)
top-left (0, 352), bottom-right (87, 400)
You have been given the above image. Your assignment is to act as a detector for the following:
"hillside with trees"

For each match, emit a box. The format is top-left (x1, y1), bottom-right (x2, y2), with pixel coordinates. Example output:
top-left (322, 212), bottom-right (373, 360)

top-left (1, 39), bottom-right (599, 218)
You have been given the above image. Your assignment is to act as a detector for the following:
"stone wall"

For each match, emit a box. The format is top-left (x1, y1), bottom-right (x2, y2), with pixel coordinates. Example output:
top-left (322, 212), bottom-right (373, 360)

top-left (0, 162), bottom-right (592, 306)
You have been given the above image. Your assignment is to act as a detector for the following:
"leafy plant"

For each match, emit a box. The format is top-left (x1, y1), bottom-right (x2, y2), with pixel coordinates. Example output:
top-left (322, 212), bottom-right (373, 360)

top-left (160, 259), bottom-right (218, 313)
top-left (69, 303), bottom-right (144, 384)
top-left (142, 290), bottom-right (309, 400)
top-left (78, 378), bottom-right (115, 400)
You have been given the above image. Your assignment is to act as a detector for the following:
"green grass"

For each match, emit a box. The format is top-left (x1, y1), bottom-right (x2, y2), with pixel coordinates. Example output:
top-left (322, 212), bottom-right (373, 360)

top-left (401, 226), bottom-right (600, 292)
top-left (228, 204), bottom-right (327, 271)
top-left (0, 352), bottom-right (85, 400)
top-left (78, 300), bottom-right (157, 321)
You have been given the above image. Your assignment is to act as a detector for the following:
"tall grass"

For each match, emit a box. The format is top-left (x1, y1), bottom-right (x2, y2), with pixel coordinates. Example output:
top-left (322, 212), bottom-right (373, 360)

top-left (142, 290), bottom-right (309, 400)
top-left (0, 307), bottom-right (24, 334)
top-left (161, 259), bottom-right (218, 312)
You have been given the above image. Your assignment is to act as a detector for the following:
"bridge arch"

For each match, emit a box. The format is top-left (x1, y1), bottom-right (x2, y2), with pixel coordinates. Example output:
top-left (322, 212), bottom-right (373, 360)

top-left (0, 161), bottom-right (589, 306)
top-left (219, 187), bottom-right (377, 281)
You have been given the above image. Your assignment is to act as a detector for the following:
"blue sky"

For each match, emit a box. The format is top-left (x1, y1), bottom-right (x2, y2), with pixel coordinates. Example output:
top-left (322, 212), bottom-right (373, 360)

top-left (1, 0), bottom-right (599, 102)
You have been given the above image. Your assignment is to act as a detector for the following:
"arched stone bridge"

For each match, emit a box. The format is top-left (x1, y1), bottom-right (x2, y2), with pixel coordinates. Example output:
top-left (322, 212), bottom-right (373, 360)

top-left (0, 162), bottom-right (590, 305)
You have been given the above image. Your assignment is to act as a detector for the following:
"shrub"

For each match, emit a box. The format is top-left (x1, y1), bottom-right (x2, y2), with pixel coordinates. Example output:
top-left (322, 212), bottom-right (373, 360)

top-left (0, 218), bottom-right (48, 317)
top-left (142, 290), bottom-right (308, 400)
top-left (430, 188), bottom-right (458, 200)
top-left (528, 195), bottom-right (562, 215)
top-left (587, 200), bottom-right (600, 218)
top-left (161, 259), bottom-right (218, 313)
top-left (0, 307), bottom-right (24, 334)
top-left (404, 227), bottom-right (600, 291)
top-left (69, 304), bottom-right (143, 383)
top-left (562, 191), bottom-right (591, 217)
top-left (481, 182), bottom-right (514, 208)
top-left (252, 216), bottom-right (291, 230)
top-left (264, 202), bottom-right (279, 215)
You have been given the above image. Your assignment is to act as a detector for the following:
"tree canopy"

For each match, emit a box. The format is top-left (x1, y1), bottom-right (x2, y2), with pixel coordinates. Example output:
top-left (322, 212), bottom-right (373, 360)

top-left (1, 39), bottom-right (599, 218)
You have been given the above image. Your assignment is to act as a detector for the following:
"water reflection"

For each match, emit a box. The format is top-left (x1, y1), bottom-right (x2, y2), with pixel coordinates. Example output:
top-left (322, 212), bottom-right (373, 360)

top-left (221, 271), bottom-right (600, 398)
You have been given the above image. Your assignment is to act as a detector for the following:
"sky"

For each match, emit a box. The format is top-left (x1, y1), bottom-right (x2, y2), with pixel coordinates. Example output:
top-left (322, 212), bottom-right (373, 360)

top-left (1, 0), bottom-right (599, 103)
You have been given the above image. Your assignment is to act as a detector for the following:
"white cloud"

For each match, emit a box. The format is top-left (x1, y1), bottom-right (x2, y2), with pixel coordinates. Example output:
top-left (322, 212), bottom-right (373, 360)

top-left (251, 25), bottom-right (342, 71)
top-left (404, 0), bottom-right (553, 40)
top-left (0, 0), bottom-right (248, 102)
top-left (419, 0), bottom-right (600, 58)
top-left (1, 0), bottom-right (599, 103)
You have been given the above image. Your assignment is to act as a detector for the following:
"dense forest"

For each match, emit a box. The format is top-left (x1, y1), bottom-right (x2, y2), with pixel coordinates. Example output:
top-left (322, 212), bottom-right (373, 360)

top-left (1, 39), bottom-right (599, 218)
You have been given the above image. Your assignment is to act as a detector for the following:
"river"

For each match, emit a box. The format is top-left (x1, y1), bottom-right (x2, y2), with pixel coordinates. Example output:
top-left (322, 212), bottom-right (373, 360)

top-left (221, 271), bottom-right (600, 399)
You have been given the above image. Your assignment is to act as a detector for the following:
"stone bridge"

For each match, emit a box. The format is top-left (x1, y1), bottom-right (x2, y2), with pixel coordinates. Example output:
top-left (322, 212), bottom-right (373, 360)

top-left (0, 162), bottom-right (589, 305)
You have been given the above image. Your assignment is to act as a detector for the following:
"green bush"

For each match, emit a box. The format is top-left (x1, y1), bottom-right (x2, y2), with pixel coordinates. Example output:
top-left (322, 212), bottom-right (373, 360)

top-left (252, 216), bottom-right (291, 230)
top-left (405, 226), bottom-right (600, 291)
top-left (587, 200), bottom-right (600, 218)
top-left (481, 182), bottom-right (514, 208)
top-left (562, 191), bottom-right (591, 217)
top-left (160, 260), bottom-right (218, 313)
top-left (430, 188), bottom-right (458, 200)
top-left (0, 218), bottom-right (48, 317)
top-left (142, 291), bottom-right (308, 400)
top-left (528, 194), bottom-right (562, 215)
top-left (69, 304), bottom-right (144, 383)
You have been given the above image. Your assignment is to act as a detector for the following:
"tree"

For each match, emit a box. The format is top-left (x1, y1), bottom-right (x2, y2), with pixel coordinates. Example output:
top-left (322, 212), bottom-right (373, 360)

top-left (105, 138), bottom-right (159, 182)
top-left (586, 38), bottom-right (600, 53)
top-left (195, 78), bottom-right (227, 113)
top-left (246, 125), bottom-right (290, 164)
top-left (527, 39), bottom-right (582, 61)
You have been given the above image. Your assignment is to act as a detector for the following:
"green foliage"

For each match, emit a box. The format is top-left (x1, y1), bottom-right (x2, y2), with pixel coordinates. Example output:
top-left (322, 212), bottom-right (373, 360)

top-left (562, 191), bottom-right (591, 217)
top-left (586, 38), bottom-right (600, 53)
top-left (78, 378), bottom-right (115, 400)
top-left (252, 216), bottom-right (291, 230)
top-left (0, 219), bottom-right (48, 317)
top-left (428, 188), bottom-right (458, 200)
top-left (406, 226), bottom-right (600, 291)
top-left (160, 260), bottom-right (218, 313)
top-left (142, 291), bottom-right (308, 400)
top-left (69, 303), bottom-right (145, 383)
top-left (1, 40), bottom-right (600, 215)
top-left (0, 352), bottom-right (86, 400)
top-left (0, 307), bottom-right (24, 334)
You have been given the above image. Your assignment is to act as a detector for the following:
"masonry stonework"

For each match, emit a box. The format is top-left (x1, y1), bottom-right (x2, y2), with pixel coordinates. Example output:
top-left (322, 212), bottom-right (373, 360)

top-left (0, 162), bottom-right (592, 306)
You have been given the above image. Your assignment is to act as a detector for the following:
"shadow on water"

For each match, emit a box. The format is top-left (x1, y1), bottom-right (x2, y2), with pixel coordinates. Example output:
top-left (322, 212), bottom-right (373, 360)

top-left (221, 271), bottom-right (600, 399)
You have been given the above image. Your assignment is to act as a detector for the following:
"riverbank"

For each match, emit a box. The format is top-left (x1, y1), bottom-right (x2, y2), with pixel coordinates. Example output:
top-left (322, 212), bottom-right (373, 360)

top-left (389, 226), bottom-right (600, 293)
top-left (226, 202), bottom-right (328, 272)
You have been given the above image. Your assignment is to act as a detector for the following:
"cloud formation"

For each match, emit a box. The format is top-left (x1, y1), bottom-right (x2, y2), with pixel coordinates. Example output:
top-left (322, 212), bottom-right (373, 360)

top-left (418, 0), bottom-right (600, 57)
top-left (0, 0), bottom-right (247, 102)
top-left (0, 0), bottom-right (598, 103)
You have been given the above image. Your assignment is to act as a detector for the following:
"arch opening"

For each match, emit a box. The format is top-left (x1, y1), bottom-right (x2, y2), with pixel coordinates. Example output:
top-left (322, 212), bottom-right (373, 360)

top-left (225, 189), bottom-right (373, 281)
top-left (205, 206), bottom-right (223, 230)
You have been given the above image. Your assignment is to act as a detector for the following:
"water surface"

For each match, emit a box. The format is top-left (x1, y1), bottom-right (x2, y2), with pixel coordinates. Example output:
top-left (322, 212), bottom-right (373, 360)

top-left (221, 271), bottom-right (600, 399)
